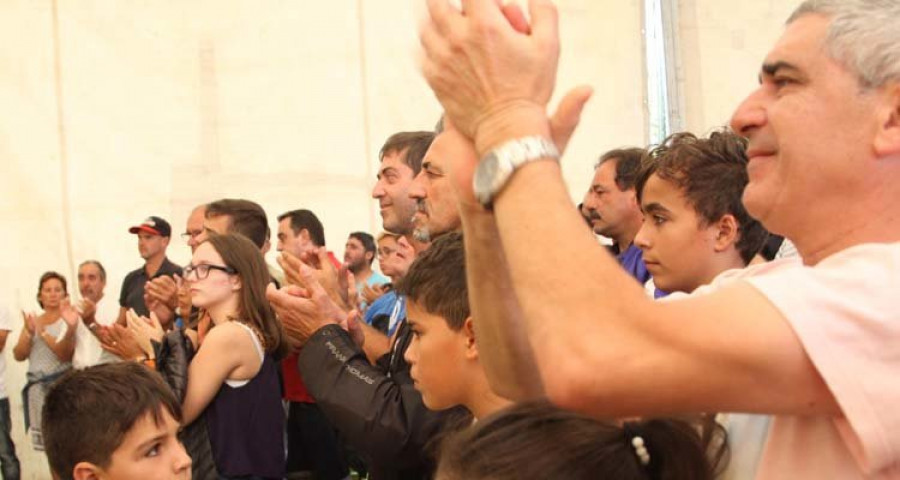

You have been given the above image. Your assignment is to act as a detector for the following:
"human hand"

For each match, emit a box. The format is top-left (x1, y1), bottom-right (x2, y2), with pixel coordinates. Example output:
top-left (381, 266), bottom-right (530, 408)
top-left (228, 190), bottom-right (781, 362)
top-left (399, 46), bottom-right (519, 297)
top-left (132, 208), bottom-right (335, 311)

top-left (59, 299), bottom-right (81, 328)
top-left (420, 0), bottom-right (560, 146)
top-left (126, 309), bottom-right (162, 358)
top-left (145, 294), bottom-right (175, 330)
top-left (343, 309), bottom-right (365, 349)
top-left (99, 323), bottom-right (146, 361)
top-left (145, 275), bottom-right (179, 309)
top-left (77, 297), bottom-right (98, 325)
top-left (362, 283), bottom-right (387, 305)
top-left (442, 84), bottom-right (592, 211)
top-left (280, 248), bottom-right (351, 311)
top-left (22, 311), bottom-right (37, 335)
top-left (267, 263), bottom-right (346, 351)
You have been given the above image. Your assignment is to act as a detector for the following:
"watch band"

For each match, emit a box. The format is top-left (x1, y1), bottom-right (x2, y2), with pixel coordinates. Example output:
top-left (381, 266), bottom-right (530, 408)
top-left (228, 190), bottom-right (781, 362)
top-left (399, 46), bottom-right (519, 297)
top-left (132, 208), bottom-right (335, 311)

top-left (474, 136), bottom-right (559, 208)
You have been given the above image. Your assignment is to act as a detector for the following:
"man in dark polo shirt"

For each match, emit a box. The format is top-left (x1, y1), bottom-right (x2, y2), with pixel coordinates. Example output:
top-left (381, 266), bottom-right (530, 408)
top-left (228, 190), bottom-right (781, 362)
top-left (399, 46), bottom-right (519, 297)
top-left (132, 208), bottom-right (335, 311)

top-left (116, 216), bottom-right (181, 325)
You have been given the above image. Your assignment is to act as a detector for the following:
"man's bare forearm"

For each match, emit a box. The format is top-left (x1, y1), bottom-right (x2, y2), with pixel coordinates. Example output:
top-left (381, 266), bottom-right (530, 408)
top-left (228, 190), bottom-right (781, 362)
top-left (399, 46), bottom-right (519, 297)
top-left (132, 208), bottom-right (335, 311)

top-left (462, 206), bottom-right (545, 400)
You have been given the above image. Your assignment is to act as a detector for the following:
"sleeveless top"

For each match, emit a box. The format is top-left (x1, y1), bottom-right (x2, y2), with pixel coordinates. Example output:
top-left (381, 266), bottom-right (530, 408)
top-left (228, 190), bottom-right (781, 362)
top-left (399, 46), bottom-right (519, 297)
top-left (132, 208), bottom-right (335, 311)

top-left (205, 322), bottom-right (285, 479)
top-left (27, 318), bottom-right (72, 378)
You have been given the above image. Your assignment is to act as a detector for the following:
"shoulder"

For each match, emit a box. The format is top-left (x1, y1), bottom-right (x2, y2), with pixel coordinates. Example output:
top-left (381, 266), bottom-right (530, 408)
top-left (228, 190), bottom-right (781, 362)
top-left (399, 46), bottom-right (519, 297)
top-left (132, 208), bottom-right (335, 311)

top-left (159, 258), bottom-right (182, 276)
top-left (202, 322), bottom-right (256, 352)
top-left (122, 267), bottom-right (145, 283)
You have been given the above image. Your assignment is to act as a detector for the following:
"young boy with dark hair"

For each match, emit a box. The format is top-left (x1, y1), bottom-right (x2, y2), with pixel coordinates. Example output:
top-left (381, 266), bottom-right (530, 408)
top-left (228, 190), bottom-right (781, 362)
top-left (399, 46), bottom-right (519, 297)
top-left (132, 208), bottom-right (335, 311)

top-left (398, 232), bottom-right (510, 420)
top-left (42, 362), bottom-right (192, 480)
top-left (633, 129), bottom-right (770, 478)
top-left (634, 130), bottom-right (768, 294)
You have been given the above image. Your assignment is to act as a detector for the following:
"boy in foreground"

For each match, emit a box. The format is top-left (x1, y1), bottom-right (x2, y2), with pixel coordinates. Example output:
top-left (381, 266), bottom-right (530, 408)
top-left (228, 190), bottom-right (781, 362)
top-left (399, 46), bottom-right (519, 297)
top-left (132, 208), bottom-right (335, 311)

top-left (42, 362), bottom-right (192, 480)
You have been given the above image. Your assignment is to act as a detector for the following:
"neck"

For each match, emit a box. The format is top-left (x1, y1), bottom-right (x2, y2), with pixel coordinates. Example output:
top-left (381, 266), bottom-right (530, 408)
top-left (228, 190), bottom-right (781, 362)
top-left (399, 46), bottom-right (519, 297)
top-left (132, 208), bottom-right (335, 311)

top-left (787, 177), bottom-right (900, 265)
top-left (207, 295), bottom-right (241, 326)
top-left (466, 371), bottom-right (513, 421)
top-left (145, 254), bottom-right (166, 276)
top-left (354, 266), bottom-right (372, 282)
top-left (690, 251), bottom-right (747, 293)
top-left (614, 215), bottom-right (643, 253)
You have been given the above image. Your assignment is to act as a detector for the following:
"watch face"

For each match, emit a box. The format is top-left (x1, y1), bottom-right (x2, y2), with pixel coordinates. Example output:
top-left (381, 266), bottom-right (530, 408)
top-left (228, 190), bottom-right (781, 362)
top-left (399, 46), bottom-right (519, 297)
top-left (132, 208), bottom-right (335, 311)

top-left (474, 154), bottom-right (500, 205)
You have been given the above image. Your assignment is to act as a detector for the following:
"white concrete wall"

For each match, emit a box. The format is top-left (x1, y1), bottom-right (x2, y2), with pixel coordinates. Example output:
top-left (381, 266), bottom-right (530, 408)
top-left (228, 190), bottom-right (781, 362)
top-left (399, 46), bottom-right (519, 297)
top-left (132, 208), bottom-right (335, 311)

top-left (0, 0), bottom-right (802, 476)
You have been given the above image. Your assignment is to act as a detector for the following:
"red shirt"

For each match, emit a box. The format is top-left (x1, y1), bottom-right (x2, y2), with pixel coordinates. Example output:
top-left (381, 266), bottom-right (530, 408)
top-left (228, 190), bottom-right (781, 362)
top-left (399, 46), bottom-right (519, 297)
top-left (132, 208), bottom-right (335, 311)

top-left (281, 250), bottom-right (343, 403)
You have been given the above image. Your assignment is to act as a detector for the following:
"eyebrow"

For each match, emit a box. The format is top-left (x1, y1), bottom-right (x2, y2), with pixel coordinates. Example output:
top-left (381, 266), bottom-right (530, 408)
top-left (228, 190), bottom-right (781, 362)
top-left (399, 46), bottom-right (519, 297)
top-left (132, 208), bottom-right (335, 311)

top-left (759, 60), bottom-right (801, 82)
top-left (378, 166), bottom-right (398, 177)
top-left (642, 202), bottom-right (671, 215)
top-left (134, 432), bottom-right (167, 454)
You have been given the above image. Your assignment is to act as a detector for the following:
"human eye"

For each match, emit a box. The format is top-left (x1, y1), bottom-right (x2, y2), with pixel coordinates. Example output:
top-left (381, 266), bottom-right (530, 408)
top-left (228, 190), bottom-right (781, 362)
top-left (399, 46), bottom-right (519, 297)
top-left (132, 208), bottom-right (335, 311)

top-left (144, 442), bottom-right (161, 458)
top-left (652, 215), bottom-right (667, 225)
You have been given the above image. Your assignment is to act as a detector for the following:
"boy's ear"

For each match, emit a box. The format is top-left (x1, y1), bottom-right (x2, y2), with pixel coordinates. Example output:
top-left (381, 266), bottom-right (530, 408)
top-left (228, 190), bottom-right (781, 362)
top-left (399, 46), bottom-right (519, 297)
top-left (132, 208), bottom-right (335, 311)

top-left (72, 462), bottom-right (102, 480)
top-left (713, 214), bottom-right (739, 252)
top-left (462, 317), bottom-right (478, 360)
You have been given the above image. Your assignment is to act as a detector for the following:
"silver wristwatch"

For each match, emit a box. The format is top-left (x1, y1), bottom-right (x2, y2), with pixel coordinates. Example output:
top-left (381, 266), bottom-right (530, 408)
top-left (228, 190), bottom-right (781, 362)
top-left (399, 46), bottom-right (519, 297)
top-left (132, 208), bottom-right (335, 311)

top-left (473, 136), bottom-right (560, 208)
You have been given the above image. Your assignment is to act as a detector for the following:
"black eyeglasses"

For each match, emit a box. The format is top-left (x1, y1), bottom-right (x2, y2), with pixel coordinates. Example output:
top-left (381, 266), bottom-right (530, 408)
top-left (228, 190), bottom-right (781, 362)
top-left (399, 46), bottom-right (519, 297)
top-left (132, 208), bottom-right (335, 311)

top-left (182, 263), bottom-right (236, 280)
top-left (181, 231), bottom-right (203, 243)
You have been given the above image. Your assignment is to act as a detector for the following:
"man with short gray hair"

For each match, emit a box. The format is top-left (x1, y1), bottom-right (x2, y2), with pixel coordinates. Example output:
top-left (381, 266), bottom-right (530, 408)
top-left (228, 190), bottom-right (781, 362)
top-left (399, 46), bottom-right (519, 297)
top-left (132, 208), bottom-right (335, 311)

top-left (420, 0), bottom-right (900, 477)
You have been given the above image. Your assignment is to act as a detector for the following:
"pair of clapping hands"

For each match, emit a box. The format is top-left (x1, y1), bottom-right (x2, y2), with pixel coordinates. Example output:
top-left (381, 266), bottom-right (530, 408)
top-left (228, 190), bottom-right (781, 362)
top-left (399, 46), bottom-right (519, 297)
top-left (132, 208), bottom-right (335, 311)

top-left (267, 247), bottom-right (364, 352)
top-left (142, 275), bottom-right (193, 328)
top-left (97, 308), bottom-right (163, 361)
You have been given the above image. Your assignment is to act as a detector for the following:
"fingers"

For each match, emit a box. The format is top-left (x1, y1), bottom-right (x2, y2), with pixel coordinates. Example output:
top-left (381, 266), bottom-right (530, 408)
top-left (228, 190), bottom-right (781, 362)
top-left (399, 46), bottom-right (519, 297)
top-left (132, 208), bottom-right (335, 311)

top-left (426, 0), bottom-right (463, 35)
top-left (549, 85), bottom-right (593, 154)
top-left (529, 0), bottom-right (559, 43)
top-left (149, 311), bottom-right (162, 329)
top-left (501, 2), bottom-right (531, 34)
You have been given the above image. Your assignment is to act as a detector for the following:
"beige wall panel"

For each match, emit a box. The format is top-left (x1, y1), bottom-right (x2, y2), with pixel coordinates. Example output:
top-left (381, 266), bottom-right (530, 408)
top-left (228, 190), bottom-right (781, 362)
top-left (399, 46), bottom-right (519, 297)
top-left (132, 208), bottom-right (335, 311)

top-left (679, 0), bottom-right (800, 133)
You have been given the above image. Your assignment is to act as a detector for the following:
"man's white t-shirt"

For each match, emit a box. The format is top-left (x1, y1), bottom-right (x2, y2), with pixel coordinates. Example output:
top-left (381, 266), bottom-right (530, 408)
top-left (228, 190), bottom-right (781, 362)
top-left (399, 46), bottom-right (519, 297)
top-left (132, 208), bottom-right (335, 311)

top-left (73, 295), bottom-right (120, 369)
top-left (683, 243), bottom-right (900, 479)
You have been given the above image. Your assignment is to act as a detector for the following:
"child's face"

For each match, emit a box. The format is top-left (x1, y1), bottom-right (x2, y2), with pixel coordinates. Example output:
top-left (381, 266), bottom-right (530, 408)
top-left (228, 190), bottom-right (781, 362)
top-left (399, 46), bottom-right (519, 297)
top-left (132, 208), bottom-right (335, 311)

top-left (187, 242), bottom-right (238, 309)
top-left (95, 409), bottom-right (191, 479)
top-left (634, 173), bottom-right (726, 293)
top-left (404, 300), bottom-right (468, 411)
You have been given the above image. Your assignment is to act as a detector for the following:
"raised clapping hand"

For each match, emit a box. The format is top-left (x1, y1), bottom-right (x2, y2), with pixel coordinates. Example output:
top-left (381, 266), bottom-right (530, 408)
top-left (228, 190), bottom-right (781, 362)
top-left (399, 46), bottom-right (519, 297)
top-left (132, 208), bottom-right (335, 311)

top-left (145, 275), bottom-right (179, 309)
top-left (279, 248), bottom-right (351, 312)
top-left (99, 322), bottom-right (146, 361)
top-left (22, 311), bottom-right (37, 335)
top-left (361, 283), bottom-right (388, 305)
top-left (266, 258), bottom-right (359, 352)
top-left (59, 299), bottom-right (81, 329)
top-left (126, 308), bottom-right (164, 360)
top-left (420, 0), bottom-right (561, 144)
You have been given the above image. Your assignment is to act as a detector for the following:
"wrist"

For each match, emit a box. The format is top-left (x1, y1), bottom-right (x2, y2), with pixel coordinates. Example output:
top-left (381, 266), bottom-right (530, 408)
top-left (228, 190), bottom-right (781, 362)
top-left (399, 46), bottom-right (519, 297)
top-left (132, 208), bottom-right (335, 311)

top-left (473, 101), bottom-right (552, 158)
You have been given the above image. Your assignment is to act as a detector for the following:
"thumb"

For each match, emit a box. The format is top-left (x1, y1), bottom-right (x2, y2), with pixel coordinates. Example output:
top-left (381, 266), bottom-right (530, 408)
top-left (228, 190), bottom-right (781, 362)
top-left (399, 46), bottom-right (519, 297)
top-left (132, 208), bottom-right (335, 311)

top-left (149, 312), bottom-right (161, 328)
top-left (550, 85), bottom-right (593, 154)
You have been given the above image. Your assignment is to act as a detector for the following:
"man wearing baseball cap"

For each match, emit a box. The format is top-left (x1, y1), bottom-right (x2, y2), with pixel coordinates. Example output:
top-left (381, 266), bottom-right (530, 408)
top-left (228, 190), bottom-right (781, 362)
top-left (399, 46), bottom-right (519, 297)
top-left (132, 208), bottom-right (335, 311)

top-left (116, 216), bottom-right (181, 326)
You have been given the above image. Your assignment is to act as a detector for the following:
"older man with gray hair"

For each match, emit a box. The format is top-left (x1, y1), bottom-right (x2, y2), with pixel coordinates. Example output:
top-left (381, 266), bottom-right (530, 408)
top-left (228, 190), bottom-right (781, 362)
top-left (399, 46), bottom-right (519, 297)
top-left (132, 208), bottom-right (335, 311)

top-left (420, 0), bottom-right (900, 477)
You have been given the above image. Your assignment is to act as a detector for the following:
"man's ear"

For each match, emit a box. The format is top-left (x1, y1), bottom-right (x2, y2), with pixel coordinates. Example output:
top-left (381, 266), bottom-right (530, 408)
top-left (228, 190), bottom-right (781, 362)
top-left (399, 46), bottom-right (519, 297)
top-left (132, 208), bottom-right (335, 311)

top-left (713, 214), bottom-right (739, 252)
top-left (873, 83), bottom-right (900, 158)
top-left (299, 229), bottom-right (310, 242)
top-left (72, 462), bottom-right (102, 480)
top-left (462, 317), bottom-right (478, 360)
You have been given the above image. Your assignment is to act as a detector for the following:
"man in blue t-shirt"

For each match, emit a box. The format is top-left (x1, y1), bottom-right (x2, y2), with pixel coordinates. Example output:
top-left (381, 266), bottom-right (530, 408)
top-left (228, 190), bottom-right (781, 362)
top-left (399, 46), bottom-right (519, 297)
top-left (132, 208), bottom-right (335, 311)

top-left (582, 148), bottom-right (654, 286)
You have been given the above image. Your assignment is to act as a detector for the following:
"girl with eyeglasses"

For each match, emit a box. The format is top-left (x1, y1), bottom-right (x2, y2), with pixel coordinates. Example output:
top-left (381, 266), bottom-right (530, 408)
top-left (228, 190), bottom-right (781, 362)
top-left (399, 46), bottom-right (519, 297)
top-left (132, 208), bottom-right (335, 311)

top-left (131, 233), bottom-right (287, 480)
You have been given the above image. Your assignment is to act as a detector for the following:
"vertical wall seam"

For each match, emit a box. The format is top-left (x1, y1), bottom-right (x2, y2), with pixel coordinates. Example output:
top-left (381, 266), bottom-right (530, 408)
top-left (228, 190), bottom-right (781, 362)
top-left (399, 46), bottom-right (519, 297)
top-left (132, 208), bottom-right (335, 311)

top-left (50, 0), bottom-right (76, 281)
top-left (356, 0), bottom-right (376, 235)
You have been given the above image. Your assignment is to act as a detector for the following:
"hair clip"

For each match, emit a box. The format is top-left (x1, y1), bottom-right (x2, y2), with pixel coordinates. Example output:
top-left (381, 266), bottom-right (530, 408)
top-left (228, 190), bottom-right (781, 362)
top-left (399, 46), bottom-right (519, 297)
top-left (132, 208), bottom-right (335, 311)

top-left (631, 436), bottom-right (651, 466)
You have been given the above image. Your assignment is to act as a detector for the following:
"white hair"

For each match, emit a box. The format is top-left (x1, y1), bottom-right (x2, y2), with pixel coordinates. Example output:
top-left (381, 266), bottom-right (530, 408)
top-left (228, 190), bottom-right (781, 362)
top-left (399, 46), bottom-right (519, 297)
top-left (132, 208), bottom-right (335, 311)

top-left (789, 0), bottom-right (900, 89)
